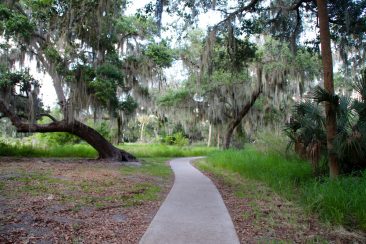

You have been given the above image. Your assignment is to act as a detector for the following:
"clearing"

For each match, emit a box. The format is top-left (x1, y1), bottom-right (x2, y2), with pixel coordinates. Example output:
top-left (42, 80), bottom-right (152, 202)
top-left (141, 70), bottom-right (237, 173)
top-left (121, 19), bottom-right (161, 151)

top-left (0, 157), bottom-right (172, 243)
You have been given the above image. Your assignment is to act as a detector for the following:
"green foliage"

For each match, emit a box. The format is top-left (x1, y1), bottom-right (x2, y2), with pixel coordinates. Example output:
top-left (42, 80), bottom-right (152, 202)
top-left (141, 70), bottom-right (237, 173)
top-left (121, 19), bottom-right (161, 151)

top-left (285, 101), bottom-right (326, 147)
top-left (0, 4), bottom-right (35, 41)
top-left (94, 121), bottom-right (112, 141)
top-left (0, 140), bottom-right (98, 158)
top-left (120, 95), bottom-right (138, 115)
top-left (161, 132), bottom-right (189, 146)
top-left (0, 69), bottom-right (37, 90)
top-left (88, 78), bottom-right (118, 107)
top-left (96, 63), bottom-right (124, 83)
top-left (207, 146), bottom-right (312, 198)
top-left (119, 143), bottom-right (217, 158)
top-left (158, 88), bottom-right (190, 107)
top-left (286, 71), bottom-right (366, 174)
top-left (86, 63), bottom-right (127, 109)
top-left (116, 15), bottom-right (157, 37)
top-left (205, 145), bottom-right (366, 230)
top-left (23, 0), bottom-right (54, 21)
top-left (36, 132), bottom-right (81, 145)
top-left (311, 86), bottom-right (339, 106)
top-left (0, 140), bottom-right (216, 158)
top-left (144, 40), bottom-right (175, 68)
top-left (210, 37), bottom-right (256, 73)
top-left (44, 46), bottom-right (62, 63)
top-left (302, 173), bottom-right (366, 229)
top-left (257, 38), bottom-right (320, 82)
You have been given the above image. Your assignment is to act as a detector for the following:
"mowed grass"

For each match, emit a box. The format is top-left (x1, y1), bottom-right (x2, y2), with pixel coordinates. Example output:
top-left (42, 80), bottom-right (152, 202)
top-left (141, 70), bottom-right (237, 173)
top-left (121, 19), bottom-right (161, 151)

top-left (203, 145), bottom-right (366, 231)
top-left (119, 143), bottom-right (217, 158)
top-left (0, 142), bottom-right (216, 158)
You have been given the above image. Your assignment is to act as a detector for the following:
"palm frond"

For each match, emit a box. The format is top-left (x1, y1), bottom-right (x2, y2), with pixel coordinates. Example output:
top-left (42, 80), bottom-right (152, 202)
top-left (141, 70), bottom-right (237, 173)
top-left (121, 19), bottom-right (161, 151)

top-left (311, 85), bottom-right (339, 106)
top-left (352, 100), bottom-right (366, 122)
top-left (352, 69), bottom-right (366, 101)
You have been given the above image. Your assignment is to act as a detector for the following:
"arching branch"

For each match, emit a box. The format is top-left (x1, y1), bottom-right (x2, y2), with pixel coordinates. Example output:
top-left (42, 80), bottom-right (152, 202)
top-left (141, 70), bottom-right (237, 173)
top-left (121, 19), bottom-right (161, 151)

top-left (38, 113), bottom-right (58, 122)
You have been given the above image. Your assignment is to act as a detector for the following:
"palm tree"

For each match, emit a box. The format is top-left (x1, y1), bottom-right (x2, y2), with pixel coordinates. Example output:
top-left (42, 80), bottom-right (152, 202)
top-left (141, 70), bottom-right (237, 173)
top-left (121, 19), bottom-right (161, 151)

top-left (286, 70), bottom-right (366, 175)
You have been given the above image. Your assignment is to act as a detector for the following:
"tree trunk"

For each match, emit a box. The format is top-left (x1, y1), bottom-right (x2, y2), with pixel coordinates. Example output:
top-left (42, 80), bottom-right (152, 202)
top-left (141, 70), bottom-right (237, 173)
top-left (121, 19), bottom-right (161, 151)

top-left (223, 87), bottom-right (262, 149)
top-left (140, 123), bottom-right (145, 142)
top-left (0, 99), bottom-right (136, 162)
top-left (207, 124), bottom-right (212, 147)
top-left (217, 127), bottom-right (220, 149)
top-left (117, 116), bottom-right (122, 144)
top-left (317, 0), bottom-right (339, 178)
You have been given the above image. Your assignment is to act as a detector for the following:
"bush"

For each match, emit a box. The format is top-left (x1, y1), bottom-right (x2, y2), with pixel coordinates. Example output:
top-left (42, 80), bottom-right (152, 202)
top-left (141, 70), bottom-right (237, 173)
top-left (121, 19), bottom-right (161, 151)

top-left (161, 132), bottom-right (189, 146)
top-left (36, 132), bottom-right (81, 145)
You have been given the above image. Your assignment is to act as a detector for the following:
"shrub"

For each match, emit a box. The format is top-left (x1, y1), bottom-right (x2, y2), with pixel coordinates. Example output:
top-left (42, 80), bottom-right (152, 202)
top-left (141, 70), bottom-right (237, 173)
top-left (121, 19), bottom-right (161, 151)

top-left (161, 132), bottom-right (189, 146)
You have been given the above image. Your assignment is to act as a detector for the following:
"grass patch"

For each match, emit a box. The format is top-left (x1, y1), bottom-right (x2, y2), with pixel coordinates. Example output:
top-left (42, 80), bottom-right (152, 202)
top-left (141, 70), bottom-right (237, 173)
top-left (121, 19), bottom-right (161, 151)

top-left (196, 158), bottom-right (331, 242)
top-left (0, 157), bottom-right (172, 210)
top-left (119, 143), bottom-right (217, 158)
top-left (0, 143), bottom-right (97, 158)
top-left (204, 145), bottom-right (366, 231)
top-left (121, 157), bottom-right (171, 178)
top-left (0, 141), bottom-right (216, 158)
top-left (206, 146), bottom-right (312, 198)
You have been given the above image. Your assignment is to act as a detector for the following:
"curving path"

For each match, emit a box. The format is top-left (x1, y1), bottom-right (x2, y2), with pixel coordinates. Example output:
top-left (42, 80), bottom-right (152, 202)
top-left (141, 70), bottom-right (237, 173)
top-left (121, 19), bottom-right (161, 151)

top-left (140, 157), bottom-right (240, 244)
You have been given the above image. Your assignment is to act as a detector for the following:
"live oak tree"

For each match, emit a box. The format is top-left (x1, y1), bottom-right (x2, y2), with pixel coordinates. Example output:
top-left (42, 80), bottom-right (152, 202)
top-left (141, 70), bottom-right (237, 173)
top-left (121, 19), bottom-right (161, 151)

top-left (155, 0), bottom-right (365, 176)
top-left (0, 1), bottom-right (174, 161)
top-left (158, 27), bottom-right (319, 149)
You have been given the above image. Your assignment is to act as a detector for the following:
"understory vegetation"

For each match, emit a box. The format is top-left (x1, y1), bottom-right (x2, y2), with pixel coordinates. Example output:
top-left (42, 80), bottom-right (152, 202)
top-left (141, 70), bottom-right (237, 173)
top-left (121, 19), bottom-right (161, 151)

top-left (201, 142), bottom-right (366, 231)
top-left (0, 140), bottom-right (216, 158)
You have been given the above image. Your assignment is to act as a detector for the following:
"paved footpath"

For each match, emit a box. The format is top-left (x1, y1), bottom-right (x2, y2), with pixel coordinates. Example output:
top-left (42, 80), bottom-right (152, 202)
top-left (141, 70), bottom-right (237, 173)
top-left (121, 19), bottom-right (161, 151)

top-left (140, 157), bottom-right (240, 244)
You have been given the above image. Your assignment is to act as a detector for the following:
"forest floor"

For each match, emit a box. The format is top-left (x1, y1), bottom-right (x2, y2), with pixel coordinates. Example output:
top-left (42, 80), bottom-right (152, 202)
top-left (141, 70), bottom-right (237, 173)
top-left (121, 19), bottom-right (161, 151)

top-left (0, 157), bottom-right (173, 243)
top-left (196, 159), bottom-right (365, 243)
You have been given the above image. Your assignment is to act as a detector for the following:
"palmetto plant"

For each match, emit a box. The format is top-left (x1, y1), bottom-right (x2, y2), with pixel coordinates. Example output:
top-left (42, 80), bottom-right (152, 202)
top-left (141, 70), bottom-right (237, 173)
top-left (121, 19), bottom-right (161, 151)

top-left (285, 70), bottom-right (366, 175)
top-left (285, 101), bottom-right (326, 174)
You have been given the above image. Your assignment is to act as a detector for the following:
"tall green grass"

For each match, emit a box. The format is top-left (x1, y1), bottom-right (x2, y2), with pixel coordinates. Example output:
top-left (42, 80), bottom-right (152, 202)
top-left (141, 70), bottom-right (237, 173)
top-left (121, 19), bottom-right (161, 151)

top-left (0, 143), bottom-right (98, 158)
top-left (302, 175), bottom-right (366, 230)
top-left (119, 143), bottom-right (217, 158)
top-left (206, 145), bottom-right (366, 231)
top-left (0, 141), bottom-right (216, 158)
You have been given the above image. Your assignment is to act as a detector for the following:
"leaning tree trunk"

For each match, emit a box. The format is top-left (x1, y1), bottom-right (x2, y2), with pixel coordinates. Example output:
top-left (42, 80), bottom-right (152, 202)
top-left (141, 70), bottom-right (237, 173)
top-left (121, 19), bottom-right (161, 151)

top-left (0, 99), bottom-right (136, 162)
top-left (223, 66), bottom-right (263, 149)
top-left (66, 120), bottom-right (135, 161)
top-left (223, 87), bottom-right (262, 149)
top-left (317, 0), bottom-right (339, 178)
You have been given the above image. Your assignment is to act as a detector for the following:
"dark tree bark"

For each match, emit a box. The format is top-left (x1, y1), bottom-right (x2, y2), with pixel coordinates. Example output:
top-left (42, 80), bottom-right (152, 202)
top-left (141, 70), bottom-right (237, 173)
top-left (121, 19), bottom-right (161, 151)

top-left (117, 116), bottom-right (122, 144)
top-left (223, 87), bottom-right (262, 149)
top-left (223, 66), bottom-right (263, 149)
top-left (0, 99), bottom-right (136, 162)
top-left (316, 0), bottom-right (339, 178)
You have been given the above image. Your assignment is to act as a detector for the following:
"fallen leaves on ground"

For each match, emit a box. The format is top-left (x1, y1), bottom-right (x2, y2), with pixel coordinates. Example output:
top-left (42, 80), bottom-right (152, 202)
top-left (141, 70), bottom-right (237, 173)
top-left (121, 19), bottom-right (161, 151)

top-left (0, 158), bottom-right (172, 243)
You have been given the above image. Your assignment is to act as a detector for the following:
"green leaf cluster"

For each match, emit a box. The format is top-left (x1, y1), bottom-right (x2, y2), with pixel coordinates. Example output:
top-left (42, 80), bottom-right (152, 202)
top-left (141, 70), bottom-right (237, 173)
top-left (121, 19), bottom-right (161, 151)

top-left (158, 89), bottom-right (190, 107)
top-left (144, 40), bottom-right (175, 68)
top-left (120, 95), bottom-right (138, 115)
top-left (0, 4), bottom-right (35, 41)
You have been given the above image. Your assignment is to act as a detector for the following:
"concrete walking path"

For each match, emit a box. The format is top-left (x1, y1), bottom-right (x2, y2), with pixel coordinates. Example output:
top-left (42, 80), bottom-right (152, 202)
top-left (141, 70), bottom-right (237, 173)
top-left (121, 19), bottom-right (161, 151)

top-left (140, 157), bottom-right (240, 244)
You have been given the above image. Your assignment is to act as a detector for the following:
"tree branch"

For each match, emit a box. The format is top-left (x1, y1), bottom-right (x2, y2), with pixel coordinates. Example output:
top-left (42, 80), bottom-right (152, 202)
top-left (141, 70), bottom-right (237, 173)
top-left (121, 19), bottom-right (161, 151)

top-left (0, 98), bottom-right (64, 133)
top-left (213, 0), bottom-right (260, 29)
top-left (37, 113), bottom-right (58, 122)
